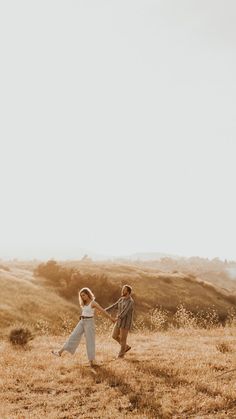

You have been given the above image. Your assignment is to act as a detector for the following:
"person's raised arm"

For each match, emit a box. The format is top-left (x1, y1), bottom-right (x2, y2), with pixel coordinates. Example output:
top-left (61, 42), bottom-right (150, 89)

top-left (104, 299), bottom-right (120, 312)
top-left (92, 301), bottom-right (116, 322)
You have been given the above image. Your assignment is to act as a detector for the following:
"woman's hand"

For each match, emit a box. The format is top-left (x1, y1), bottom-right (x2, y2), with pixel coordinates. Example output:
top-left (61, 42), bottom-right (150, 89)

top-left (92, 301), bottom-right (117, 323)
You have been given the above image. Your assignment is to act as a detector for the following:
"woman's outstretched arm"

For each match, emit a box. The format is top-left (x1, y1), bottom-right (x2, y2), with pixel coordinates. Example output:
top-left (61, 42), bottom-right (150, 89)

top-left (104, 299), bottom-right (120, 312)
top-left (92, 301), bottom-right (116, 322)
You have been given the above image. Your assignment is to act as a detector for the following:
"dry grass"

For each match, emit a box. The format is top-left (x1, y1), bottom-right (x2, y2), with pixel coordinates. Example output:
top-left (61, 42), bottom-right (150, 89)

top-left (1, 260), bottom-right (236, 417)
top-left (0, 270), bottom-right (79, 336)
top-left (1, 326), bottom-right (236, 418)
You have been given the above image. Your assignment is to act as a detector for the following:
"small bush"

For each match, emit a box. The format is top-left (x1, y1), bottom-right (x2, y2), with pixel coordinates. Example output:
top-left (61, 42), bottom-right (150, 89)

top-left (225, 308), bottom-right (236, 327)
top-left (216, 342), bottom-right (232, 353)
top-left (150, 307), bottom-right (168, 331)
top-left (9, 327), bottom-right (33, 346)
top-left (34, 319), bottom-right (50, 335)
top-left (133, 316), bottom-right (147, 333)
top-left (195, 308), bottom-right (219, 329)
top-left (173, 304), bottom-right (197, 329)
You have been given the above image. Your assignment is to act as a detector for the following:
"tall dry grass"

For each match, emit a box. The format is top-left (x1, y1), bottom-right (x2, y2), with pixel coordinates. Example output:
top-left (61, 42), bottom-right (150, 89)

top-left (1, 311), bottom-right (236, 418)
top-left (1, 260), bottom-right (236, 417)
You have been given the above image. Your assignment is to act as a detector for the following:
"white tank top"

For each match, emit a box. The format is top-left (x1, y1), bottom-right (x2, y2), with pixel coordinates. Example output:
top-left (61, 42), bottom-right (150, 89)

top-left (81, 301), bottom-right (95, 317)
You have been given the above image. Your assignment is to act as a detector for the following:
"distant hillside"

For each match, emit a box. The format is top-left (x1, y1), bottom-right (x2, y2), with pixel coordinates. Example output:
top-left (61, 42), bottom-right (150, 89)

top-left (59, 260), bottom-right (236, 319)
top-left (116, 252), bottom-right (180, 261)
top-left (118, 257), bottom-right (236, 292)
top-left (1, 260), bottom-right (236, 337)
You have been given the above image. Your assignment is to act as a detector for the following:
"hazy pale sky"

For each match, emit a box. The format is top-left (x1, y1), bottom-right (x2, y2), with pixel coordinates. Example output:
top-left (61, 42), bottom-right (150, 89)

top-left (0, 0), bottom-right (236, 261)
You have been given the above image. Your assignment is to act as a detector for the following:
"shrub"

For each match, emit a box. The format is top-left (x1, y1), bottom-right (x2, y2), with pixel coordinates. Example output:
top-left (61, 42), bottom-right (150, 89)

top-left (34, 260), bottom-right (76, 287)
top-left (225, 308), bottom-right (236, 327)
top-left (9, 326), bottom-right (33, 346)
top-left (150, 307), bottom-right (168, 331)
top-left (216, 342), bottom-right (232, 353)
top-left (173, 304), bottom-right (197, 329)
top-left (195, 308), bottom-right (219, 329)
top-left (34, 261), bottom-right (121, 308)
top-left (133, 316), bottom-right (147, 333)
top-left (34, 319), bottom-right (50, 335)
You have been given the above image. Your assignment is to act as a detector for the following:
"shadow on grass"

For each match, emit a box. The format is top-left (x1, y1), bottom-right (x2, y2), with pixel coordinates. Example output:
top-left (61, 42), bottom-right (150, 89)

top-left (126, 358), bottom-right (190, 387)
top-left (84, 363), bottom-right (162, 418)
top-left (126, 359), bottom-right (236, 416)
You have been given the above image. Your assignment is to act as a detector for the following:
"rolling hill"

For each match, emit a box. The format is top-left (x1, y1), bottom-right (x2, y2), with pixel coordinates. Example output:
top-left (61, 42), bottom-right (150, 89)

top-left (1, 260), bottom-right (236, 337)
top-left (0, 265), bottom-right (79, 337)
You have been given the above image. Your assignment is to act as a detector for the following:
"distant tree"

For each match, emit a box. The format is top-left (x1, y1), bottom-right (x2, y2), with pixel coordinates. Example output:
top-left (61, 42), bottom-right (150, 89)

top-left (81, 254), bottom-right (92, 262)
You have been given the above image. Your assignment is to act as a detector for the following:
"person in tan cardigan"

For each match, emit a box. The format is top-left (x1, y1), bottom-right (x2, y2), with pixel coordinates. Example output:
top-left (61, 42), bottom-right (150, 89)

top-left (105, 285), bottom-right (134, 358)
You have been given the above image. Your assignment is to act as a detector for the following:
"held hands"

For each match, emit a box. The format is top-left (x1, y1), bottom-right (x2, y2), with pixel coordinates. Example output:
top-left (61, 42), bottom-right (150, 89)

top-left (106, 311), bottom-right (118, 323)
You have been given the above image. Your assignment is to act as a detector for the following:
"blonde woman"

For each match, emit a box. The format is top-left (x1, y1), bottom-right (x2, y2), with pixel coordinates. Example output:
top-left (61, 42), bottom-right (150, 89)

top-left (52, 287), bottom-right (115, 366)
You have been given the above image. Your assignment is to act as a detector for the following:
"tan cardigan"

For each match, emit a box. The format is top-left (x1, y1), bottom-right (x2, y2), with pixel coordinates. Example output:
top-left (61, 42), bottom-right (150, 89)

top-left (105, 296), bottom-right (134, 329)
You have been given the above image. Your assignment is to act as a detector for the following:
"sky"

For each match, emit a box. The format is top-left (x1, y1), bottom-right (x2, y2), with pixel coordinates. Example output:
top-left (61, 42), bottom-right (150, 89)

top-left (0, 0), bottom-right (236, 261)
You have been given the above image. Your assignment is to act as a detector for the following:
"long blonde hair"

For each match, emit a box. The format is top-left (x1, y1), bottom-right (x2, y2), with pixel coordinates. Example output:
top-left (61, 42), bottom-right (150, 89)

top-left (78, 287), bottom-right (95, 307)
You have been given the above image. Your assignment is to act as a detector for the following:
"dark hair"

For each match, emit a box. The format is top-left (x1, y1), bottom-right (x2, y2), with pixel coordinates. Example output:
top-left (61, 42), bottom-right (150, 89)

top-left (123, 284), bottom-right (132, 294)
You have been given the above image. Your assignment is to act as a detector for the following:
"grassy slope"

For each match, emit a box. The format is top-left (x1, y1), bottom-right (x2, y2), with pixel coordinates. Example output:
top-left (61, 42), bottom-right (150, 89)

top-left (0, 267), bottom-right (79, 336)
top-left (1, 327), bottom-right (236, 418)
top-left (1, 261), bottom-right (236, 417)
top-left (1, 261), bottom-right (236, 337)
top-left (64, 261), bottom-right (236, 316)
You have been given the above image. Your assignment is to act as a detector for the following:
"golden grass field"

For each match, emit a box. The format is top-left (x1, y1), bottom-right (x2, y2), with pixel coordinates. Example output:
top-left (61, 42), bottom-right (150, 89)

top-left (1, 326), bottom-right (236, 418)
top-left (1, 260), bottom-right (236, 418)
